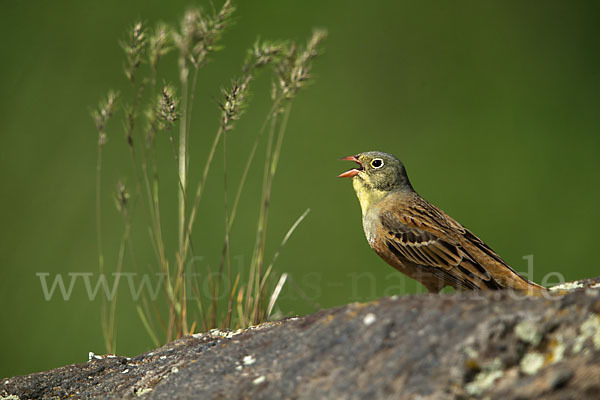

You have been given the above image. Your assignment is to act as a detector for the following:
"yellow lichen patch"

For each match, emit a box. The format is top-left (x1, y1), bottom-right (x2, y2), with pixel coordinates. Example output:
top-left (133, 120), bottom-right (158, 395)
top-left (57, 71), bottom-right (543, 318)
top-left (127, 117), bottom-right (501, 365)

top-left (352, 302), bottom-right (370, 310)
top-left (553, 308), bottom-right (571, 318)
top-left (544, 336), bottom-right (566, 365)
top-left (319, 314), bottom-right (335, 325)
top-left (464, 358), bottom-right (480, 371)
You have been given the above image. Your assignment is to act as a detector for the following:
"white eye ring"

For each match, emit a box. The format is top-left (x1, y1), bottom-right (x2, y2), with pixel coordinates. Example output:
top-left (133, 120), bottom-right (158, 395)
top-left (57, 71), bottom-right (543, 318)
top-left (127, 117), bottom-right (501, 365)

top-left (371, 158), bottom-right (384, 169)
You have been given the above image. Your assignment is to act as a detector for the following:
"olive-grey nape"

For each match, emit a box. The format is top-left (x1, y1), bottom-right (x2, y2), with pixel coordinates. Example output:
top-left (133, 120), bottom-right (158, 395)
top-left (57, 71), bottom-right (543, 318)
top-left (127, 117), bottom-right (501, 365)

top-left (339, 151), bottom-right (544, 294)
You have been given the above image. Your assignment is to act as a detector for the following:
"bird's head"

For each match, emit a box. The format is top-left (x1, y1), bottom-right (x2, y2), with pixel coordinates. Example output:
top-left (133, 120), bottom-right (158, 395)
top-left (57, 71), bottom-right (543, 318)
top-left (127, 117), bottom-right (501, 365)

top-left (338, 151), bottom-right (412, 191)
top-left (338, 151), bottom-right (413, 213)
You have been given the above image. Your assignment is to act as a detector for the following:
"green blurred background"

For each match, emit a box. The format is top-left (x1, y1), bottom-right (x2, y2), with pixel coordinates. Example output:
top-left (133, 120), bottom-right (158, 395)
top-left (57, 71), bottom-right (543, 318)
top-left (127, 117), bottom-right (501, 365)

top-left (2, 0), bottom-right (599, 378)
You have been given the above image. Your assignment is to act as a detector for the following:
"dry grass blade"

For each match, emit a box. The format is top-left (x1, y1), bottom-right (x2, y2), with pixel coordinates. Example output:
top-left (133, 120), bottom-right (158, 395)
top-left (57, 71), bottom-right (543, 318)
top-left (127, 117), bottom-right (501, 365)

top-left (137, 305), bottom-right (160, 347)
top-left (266, 208), bottom-right (311, 276)
top-left (92, 91), bottom-right (118, 352)
top-left (266, 273), bottom-right (288, 319)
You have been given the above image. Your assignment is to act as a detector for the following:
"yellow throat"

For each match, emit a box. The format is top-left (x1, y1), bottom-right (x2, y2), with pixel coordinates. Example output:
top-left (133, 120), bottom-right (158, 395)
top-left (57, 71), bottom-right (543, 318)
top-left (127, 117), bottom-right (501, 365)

top-left (352, 176), bottom-right (388, 217)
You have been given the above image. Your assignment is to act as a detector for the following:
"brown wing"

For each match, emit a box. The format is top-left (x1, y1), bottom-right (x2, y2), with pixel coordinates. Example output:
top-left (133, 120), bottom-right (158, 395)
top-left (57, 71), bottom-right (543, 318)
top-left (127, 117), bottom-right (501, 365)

top-left (378, 193), bottom-right (542, 291)
top-left (380, 207), bottom-right (503, 290)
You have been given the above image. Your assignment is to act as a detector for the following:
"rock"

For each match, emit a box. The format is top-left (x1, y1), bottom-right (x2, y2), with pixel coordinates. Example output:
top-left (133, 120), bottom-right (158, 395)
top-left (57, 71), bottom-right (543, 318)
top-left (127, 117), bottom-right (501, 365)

top-left (3, 279), bottom-right (600, 399)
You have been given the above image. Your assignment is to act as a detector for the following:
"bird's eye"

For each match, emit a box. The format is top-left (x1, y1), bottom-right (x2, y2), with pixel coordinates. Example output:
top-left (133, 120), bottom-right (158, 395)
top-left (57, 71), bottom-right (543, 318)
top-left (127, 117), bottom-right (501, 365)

top-left (371, 158), bottom-right (384, 169)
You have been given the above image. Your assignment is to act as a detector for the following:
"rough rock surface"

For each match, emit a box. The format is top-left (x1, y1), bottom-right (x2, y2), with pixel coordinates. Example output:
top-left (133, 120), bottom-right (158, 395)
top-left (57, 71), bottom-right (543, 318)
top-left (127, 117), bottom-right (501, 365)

top-left (3, 279), bottom-right (600, 399)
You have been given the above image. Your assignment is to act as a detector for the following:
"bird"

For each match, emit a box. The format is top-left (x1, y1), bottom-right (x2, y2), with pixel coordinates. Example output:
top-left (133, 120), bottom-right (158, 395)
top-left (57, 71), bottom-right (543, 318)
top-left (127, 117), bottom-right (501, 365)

top-left (338, 151), bottom-right (544, 294)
